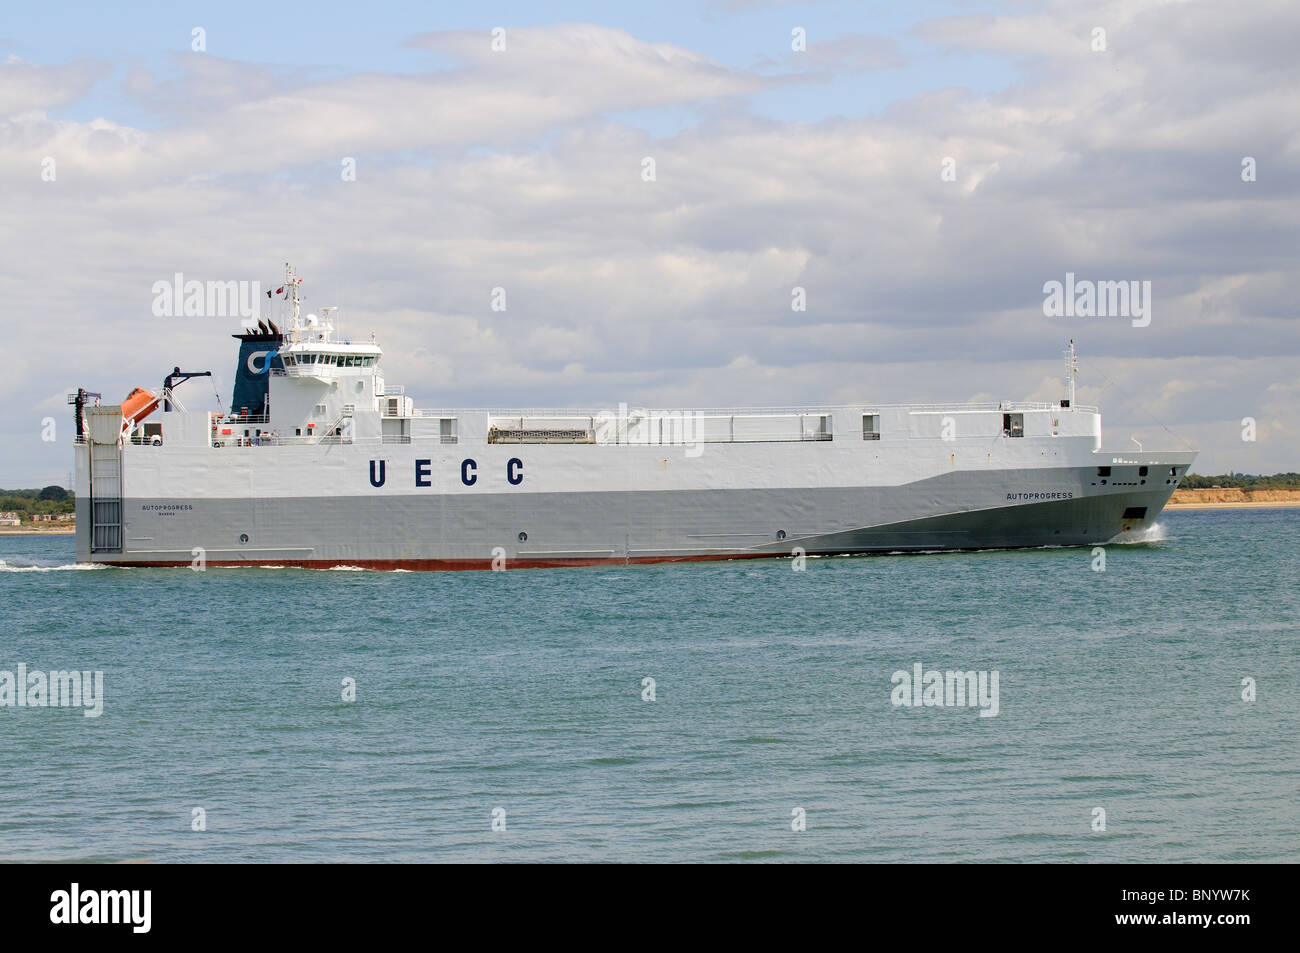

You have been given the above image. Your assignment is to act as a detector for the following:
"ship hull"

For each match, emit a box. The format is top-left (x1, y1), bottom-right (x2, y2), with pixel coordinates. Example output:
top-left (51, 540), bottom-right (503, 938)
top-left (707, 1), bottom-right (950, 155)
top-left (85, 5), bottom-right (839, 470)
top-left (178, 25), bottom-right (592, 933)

top-left (77, 461), bottom-right (1191, 570)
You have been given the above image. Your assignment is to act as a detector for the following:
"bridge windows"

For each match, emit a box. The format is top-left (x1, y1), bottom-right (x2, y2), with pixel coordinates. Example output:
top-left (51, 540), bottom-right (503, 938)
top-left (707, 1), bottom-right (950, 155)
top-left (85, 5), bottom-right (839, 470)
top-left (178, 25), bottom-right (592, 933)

top-left (294, 353), bottom-right (375, 367)
top-left (287, 353), bottom-right (374, 366)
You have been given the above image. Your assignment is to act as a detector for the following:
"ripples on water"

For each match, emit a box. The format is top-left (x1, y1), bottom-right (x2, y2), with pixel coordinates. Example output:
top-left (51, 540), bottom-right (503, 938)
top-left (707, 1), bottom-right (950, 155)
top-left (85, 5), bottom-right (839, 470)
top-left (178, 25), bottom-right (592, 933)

top-left (1, 509), bottom-right (1296, 862)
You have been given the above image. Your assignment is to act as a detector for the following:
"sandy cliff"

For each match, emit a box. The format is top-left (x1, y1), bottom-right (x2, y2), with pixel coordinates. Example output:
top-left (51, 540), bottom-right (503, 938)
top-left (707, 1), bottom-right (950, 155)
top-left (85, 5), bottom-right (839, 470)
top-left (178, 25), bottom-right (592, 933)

top-left (1169, 488), bottom-right (1300, 507)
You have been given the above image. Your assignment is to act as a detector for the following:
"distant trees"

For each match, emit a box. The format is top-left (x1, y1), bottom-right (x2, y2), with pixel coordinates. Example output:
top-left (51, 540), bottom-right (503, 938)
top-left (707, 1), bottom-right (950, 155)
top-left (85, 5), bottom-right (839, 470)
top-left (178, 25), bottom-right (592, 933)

top-left (0, 487), bottom-right (75, 518)
top-left (1181, 472), bottom-right (1300, 490)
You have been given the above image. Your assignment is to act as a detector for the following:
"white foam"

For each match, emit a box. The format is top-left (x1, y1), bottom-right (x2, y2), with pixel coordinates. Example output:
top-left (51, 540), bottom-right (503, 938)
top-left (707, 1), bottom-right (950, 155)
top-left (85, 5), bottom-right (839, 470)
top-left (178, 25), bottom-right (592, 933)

top-left (1112, 521), bottom-right (1168, 544)
top-left (0, 559), bottom-right (105, 573)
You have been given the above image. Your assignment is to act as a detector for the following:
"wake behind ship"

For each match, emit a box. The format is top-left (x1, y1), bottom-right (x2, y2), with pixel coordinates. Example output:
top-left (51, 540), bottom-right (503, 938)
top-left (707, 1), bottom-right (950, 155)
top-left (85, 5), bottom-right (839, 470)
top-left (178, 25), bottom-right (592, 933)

top-left (73, 267), bottom-right (1196, 570)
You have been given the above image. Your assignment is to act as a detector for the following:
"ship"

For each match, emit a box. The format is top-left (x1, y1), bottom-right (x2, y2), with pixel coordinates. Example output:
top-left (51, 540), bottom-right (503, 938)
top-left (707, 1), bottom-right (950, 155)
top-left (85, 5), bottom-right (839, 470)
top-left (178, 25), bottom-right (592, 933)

top-left (73, 265), bottom-right (1196, 570)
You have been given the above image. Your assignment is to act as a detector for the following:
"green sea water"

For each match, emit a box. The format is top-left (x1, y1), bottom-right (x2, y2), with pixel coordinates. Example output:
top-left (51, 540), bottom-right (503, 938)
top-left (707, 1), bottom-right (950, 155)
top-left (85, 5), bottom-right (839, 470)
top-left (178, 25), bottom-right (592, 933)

top-left (0, 508), bottom-right (1296, 862)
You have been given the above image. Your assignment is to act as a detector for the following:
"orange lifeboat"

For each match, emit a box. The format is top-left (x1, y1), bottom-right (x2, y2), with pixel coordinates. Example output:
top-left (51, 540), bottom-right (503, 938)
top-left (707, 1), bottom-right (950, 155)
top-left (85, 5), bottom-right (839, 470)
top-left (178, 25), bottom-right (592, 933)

top-left (120, 386), bottom-right (160, 427)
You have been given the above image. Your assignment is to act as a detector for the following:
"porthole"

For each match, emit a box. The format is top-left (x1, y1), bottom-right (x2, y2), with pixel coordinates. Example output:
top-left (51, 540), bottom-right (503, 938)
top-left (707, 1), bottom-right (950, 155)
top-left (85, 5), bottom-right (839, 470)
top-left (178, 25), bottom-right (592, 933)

top-left (517, 531), bottom-right (528, 542)
top-left (776, 529), bottom-right (787, 540)
top-left (239, 533), bottom-right (249, 544)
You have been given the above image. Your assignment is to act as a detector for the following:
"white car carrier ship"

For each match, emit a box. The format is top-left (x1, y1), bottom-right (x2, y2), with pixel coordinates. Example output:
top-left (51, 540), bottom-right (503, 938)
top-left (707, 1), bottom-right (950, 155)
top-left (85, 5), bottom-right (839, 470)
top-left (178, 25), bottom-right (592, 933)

top-left (73, 266), bottom-right (1196, 570)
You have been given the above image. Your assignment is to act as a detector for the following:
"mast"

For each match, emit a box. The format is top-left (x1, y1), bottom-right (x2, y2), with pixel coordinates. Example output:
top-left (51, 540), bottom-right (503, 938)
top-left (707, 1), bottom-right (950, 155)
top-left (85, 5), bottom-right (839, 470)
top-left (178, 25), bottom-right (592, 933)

top-left (1065, 339), bottom-right (1078, 408)
top-left (286, 262), bottom-right (301, 328)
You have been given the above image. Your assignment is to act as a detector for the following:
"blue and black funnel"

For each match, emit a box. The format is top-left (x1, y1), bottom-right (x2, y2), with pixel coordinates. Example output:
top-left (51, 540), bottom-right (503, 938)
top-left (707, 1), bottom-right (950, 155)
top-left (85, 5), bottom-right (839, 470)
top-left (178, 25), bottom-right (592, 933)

top-left (230, 319), bottom-right (284, 417)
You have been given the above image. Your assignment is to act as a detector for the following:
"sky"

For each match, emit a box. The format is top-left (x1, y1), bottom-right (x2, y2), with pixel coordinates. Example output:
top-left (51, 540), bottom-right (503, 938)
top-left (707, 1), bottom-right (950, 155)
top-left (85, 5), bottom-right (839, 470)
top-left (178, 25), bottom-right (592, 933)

top-left (2, 0), bottom-right (1297, 486)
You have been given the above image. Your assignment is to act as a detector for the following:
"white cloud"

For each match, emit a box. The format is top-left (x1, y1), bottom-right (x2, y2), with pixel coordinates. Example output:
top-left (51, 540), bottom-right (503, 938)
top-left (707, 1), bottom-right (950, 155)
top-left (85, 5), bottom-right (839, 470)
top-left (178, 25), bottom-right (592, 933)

top-left (2, 7), bottom-right (1299, 484)
top-left (0, 56), bottom-right (106, 117)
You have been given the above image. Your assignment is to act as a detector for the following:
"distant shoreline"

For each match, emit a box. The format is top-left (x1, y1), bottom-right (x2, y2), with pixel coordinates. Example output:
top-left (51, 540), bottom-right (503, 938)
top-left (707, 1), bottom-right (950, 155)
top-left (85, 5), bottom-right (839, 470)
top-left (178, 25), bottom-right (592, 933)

top-left (1165, 501), bottom-right (1300, 511)
top-left (0, 528), bottom-right (75, 536)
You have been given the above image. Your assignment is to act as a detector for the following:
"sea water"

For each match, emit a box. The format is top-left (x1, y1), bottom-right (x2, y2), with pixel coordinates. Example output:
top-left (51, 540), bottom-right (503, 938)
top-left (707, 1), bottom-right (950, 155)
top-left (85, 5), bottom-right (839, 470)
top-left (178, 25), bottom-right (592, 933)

top-left (0, 508), bottom-right (1295, 862)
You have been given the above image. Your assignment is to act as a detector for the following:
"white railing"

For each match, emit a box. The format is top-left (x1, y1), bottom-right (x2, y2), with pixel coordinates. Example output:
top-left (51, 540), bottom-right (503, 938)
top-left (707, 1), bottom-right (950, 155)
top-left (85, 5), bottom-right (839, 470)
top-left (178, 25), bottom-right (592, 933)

top-left (405, 400), bottom-right (1097, 417)
top-left (902, 401), bottom-right (1098, 414)
top-left (211, 434), bottom-right (351, 448)
top-left (208, 432), bottom-right (827, 449)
